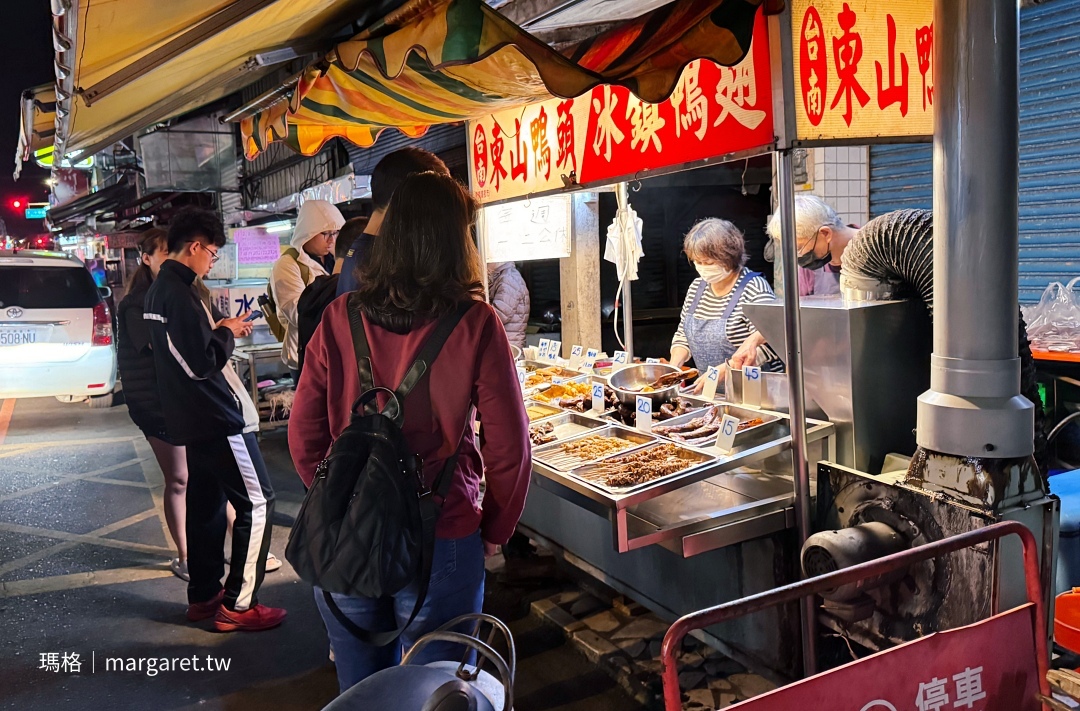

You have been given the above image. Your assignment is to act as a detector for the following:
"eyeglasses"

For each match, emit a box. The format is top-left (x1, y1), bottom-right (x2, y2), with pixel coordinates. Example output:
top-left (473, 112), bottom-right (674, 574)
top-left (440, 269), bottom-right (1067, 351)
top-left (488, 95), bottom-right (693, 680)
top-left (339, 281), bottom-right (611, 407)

top-left (190, 241), bottom-right (221, 264)
top-left (320, 230), bottom-right (339, 241)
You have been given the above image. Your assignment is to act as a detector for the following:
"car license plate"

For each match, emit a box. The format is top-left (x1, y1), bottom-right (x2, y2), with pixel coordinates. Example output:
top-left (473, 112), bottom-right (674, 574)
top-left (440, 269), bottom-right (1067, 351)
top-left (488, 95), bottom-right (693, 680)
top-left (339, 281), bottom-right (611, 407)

top-left (0, 329), bottom-right (38, 346)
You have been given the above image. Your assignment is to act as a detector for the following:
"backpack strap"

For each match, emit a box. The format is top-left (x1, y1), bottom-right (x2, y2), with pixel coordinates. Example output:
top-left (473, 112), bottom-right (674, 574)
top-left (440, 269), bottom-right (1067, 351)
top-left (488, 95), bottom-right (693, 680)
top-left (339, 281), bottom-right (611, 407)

top-left (346, 292), bottom-right (377, 415)
top-left (284, 246), bottom-right (312, 285)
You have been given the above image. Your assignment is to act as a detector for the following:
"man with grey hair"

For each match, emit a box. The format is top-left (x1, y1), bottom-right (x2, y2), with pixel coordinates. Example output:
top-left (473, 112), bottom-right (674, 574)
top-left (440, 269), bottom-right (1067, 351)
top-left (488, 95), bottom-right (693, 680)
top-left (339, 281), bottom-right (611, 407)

top-left (765, 194), bottom-right (859, 296)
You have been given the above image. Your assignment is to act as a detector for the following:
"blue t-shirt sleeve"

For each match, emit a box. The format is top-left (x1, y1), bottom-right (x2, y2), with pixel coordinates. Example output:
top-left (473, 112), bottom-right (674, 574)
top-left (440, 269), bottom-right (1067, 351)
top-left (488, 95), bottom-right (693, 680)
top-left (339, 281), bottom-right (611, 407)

top-left (335, 252), bottom-right (358, 296)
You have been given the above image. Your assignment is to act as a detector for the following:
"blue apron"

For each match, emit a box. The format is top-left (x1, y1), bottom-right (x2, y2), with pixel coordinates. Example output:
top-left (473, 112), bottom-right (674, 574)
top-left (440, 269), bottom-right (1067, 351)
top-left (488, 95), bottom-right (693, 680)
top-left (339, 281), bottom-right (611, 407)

top-left (683, 271), bottom-right (759, 371)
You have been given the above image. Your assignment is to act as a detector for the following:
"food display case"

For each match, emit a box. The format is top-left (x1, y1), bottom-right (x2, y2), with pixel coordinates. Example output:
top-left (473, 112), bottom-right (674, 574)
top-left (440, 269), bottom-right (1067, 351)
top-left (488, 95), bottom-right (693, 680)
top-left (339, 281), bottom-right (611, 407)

top-left (518, 362), bottom-right (836, 557)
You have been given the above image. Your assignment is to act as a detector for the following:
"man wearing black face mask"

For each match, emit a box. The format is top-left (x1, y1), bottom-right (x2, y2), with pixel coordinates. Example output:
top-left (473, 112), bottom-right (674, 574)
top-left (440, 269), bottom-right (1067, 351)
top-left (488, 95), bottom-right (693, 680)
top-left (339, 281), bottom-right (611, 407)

top-left (765, 194), bottom-right (858, 297)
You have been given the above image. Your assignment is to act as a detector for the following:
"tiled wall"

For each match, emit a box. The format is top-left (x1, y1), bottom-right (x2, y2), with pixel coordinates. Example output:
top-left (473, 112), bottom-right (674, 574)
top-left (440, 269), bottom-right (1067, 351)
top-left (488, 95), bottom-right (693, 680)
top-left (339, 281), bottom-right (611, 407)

top-left (802, 146), bottom-right (870, 227)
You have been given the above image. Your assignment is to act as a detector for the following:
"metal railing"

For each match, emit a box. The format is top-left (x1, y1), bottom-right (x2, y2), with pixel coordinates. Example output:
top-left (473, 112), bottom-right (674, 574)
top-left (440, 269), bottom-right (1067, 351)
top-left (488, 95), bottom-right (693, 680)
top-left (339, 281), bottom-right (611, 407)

top-left (660, 520), bottom-right (1051, 710)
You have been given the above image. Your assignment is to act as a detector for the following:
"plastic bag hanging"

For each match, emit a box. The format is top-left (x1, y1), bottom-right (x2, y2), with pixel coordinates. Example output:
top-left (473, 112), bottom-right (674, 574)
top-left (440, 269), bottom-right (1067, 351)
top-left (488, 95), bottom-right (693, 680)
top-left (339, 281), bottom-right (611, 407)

top-left (604, 183), bottom-right (644, 283)
top-left (605, 183), bottom-right (644, 351)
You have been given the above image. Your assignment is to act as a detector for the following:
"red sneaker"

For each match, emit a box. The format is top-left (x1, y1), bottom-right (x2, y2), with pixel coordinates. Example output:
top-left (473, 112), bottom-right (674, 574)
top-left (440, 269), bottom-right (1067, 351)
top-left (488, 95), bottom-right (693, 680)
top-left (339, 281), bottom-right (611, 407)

top-left (214, 604), bottom-right (287, 632)
top-left (186, 590), bottom-right (225, 622)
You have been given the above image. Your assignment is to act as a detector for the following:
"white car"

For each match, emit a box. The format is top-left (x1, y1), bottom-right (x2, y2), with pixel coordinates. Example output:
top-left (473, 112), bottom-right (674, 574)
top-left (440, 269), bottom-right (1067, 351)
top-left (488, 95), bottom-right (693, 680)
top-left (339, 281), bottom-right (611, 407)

top-left (0, 250), bottom-right (117, 407)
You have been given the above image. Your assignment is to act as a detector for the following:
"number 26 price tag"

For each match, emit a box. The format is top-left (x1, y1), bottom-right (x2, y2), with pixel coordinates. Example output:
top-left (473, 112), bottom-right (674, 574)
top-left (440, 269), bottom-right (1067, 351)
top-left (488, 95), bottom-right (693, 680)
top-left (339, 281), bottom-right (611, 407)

top-left (702, 365), bottom-right (721, 401)
top-left (635, 395), bottom-right (652, 432)
top-left (714, 414), bottom-right (741, 453)
top-left (742, 365), bottom-right (762, 407)
top-left (592, 383), bottom-right (606, 413)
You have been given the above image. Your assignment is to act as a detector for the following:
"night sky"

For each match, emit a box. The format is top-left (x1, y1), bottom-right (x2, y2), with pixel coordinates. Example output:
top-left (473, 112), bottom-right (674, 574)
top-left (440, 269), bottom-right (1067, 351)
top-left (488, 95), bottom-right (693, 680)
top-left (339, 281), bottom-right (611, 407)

top-left (1, 2), bottom-right (62, 237)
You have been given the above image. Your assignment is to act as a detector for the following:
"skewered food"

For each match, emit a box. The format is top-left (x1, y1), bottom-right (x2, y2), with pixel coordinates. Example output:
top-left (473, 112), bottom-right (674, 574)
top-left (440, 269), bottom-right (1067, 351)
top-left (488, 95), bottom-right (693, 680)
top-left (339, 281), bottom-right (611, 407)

top-left (652, 407), bottom-right (767, 446)
top-left (537, 434), bottom-right (637, 469)
top-left (577, 443), bottom-right (698, 488)
top-left (529, 422), bottom-right (557, 445)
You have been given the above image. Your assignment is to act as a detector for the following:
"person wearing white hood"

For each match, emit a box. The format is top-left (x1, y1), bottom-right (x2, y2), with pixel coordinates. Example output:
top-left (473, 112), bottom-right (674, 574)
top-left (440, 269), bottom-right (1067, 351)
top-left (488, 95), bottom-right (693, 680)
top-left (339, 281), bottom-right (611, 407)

top-left (270, 199), bottom-right (345, 378)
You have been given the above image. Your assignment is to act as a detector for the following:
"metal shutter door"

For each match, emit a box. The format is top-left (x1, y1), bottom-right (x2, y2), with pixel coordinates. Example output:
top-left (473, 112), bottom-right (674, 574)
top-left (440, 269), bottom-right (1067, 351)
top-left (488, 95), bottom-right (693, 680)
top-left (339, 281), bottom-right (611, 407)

top-left (868, 0), bottom-right (1080, 303)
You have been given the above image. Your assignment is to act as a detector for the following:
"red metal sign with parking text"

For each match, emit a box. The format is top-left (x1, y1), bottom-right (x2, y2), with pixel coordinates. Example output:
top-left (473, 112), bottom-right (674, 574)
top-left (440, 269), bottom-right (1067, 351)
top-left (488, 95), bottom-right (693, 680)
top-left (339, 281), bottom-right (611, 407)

top-left (731, 605), bottom-right (1041, 711)
top-left (467, 10), bottom-right (773, 204)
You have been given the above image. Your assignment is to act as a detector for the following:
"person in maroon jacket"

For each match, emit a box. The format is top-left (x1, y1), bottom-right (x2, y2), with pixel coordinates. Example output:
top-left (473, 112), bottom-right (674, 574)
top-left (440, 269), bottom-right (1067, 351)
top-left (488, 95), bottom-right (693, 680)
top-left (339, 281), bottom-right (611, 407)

top-left (288, 171), bottom-right (531, 691)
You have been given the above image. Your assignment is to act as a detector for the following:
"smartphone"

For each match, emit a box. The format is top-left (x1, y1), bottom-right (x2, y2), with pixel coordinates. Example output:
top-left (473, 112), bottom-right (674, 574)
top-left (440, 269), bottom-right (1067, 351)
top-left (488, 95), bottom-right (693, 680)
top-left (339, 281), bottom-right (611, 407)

top-left (242, 310), bottom-right (263, 323)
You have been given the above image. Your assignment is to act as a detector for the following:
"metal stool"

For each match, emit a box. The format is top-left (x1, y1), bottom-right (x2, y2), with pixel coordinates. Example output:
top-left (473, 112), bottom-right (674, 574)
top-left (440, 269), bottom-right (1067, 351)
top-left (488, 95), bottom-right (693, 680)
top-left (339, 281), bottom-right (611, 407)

top-left (323, 613), bottom-right (516, 711)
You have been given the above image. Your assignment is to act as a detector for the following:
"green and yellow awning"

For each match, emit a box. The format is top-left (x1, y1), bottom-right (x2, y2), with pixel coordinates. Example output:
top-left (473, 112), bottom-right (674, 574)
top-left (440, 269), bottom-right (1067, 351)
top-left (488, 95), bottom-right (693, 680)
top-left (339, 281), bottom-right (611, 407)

top-left (238, 0), bottom-right (779, 159)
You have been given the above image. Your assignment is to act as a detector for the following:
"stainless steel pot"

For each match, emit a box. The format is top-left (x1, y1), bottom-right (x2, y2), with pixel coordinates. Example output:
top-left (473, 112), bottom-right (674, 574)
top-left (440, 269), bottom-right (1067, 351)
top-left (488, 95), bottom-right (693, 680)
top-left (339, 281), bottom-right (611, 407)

top-left (608, 363), bottom-right (681, 408)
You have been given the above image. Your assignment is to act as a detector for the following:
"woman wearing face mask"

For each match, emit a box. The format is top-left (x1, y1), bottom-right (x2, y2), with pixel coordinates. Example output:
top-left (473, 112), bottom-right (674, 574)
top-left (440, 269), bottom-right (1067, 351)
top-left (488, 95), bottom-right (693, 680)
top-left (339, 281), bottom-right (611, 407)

top-left (669, 219), bottom-right (782, 391)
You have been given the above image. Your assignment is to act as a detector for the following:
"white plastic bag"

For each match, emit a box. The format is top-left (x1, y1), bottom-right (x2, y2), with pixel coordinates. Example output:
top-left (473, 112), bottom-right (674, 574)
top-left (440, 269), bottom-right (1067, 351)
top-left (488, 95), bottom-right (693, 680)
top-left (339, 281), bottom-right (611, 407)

top-left (1026, 278), bottom-right (1080, 352)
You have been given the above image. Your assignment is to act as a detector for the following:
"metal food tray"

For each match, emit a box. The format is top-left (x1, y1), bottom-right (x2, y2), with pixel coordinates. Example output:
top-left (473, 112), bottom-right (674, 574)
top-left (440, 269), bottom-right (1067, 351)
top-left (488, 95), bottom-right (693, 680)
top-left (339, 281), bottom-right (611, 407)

top-left (600, 395), bottom-right (711, 428)
top-left (524, 401), bottom-right (563, 423)
top-left (527, 378), bottom-right (594, 407)
top-left (532, 425), bottom-right (655, 472)
top-left (650, 404), bottom-right (781, 448)
top-left (528, 412), bottom-right (607, 446)
top-left (567, 442), bottom-right (717, 495)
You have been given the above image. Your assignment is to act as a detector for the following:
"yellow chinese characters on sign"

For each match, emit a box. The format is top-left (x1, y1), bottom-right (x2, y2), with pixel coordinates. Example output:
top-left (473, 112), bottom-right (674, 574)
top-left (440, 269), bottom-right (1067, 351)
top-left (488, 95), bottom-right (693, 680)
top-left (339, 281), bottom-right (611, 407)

top-left (792, 0), bottom-right (933, 142)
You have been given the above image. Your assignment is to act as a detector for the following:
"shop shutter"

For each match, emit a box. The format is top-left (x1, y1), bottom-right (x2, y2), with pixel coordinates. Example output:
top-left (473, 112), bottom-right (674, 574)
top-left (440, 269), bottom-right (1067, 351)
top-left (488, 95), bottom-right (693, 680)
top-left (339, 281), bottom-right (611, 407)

top-left (345, 124), bottom-right (467, 176)
top-left (868, 0), bottom-right (1080, 303)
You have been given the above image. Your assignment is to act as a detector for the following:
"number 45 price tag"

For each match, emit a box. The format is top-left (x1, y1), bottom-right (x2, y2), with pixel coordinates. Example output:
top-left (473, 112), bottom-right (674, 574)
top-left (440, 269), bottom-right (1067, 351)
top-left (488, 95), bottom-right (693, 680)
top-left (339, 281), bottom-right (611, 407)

top-left (714, 414), bottom-right (741, 453)
top-left (635, 395), bottom-right (652, 432)
top-left (742, 365), bottom-right (762, 407)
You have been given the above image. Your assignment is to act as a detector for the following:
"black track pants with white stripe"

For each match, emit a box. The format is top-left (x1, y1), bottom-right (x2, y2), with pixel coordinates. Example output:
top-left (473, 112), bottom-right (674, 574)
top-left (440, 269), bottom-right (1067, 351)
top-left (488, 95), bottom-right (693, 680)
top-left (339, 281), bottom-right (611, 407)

top-left (185, 433), bottom-right (275, 611)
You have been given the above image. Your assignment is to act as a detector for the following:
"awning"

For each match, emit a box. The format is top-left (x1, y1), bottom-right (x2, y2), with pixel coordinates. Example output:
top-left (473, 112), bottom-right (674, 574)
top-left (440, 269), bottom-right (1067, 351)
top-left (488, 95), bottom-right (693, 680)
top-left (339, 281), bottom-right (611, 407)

top-left (33, 0), bottom-right (393, 173)
top-left (234, 0), bottom-right (780, 159)
top-left (14, 85), bottom-right (56, 179)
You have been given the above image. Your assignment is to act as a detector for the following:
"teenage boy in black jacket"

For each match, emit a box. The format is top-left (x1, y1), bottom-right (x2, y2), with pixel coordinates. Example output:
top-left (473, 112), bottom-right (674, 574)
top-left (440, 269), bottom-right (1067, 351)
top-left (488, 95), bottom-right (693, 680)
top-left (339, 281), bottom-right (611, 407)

top-left (144, 208), bottom-right (286, 632)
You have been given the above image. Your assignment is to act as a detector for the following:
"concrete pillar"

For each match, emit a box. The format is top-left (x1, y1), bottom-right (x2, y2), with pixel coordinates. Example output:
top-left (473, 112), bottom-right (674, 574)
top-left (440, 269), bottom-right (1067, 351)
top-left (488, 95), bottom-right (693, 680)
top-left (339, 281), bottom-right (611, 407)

top-left (559, 192), bottom-right (602, 357)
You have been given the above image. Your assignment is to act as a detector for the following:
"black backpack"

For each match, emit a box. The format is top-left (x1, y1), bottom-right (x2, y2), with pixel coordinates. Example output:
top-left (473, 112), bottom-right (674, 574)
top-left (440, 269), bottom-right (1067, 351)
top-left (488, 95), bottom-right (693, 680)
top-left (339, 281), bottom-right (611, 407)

top-left (295, 273), bottom-right (340, 380)
top-left (285, 294), bottom-right (476, 645)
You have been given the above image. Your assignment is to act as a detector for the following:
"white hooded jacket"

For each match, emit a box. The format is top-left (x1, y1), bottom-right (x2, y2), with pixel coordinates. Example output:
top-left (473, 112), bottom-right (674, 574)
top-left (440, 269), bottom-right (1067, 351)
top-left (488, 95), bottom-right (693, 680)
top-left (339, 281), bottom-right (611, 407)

top-left (270, 199), bottom-right (344, 369)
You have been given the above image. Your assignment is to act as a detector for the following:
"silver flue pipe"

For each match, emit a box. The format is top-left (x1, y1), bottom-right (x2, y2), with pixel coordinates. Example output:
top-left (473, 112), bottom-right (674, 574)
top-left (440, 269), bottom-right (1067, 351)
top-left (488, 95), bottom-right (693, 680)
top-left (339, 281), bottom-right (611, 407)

top-left (774, 150), bottom-right (817, 675)
top-left (916, 0), bottom-right (1033, 459)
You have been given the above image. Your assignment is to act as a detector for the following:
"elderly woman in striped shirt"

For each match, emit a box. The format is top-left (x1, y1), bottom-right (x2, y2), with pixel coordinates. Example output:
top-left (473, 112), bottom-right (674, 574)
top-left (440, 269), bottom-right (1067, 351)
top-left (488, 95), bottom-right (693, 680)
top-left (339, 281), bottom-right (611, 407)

top-left (669, 218), bottom-right (782, 393)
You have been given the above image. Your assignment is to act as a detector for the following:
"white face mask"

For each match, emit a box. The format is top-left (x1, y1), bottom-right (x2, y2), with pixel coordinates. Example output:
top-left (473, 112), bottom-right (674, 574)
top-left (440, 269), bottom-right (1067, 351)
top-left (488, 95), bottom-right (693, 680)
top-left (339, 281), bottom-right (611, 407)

top-left (695, 262), bottom-right (731, 284)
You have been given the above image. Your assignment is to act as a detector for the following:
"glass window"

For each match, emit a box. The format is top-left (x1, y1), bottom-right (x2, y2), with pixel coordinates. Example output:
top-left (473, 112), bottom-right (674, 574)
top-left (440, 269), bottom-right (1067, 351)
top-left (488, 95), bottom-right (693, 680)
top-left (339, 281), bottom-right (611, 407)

top-left (0, 266), bottom-right (102, 309)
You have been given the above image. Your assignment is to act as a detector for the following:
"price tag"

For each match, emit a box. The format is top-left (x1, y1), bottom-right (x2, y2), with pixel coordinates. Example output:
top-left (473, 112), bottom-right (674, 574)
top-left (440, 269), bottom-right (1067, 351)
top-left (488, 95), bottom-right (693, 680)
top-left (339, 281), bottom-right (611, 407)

top-left (702, 365), bottom-right (721, 401)
top-left (613, 350), bottom-right (629, 366)
top-left (517, 366), bottom-right (526, 391)
top-left (538, 338), bottom-right (551, 360)
top-left (548, 340), bottom-right (562, 361)
top-left (553, 376), bottom-right (566, 385)
top-left (635, 395), bottom-right (653, 432)
top-left (714, 414), bottom-right (741, 453)
top-left (569, 345), bottom-right (584, 369)
top-left (742, 365), bottom-right (762, 407)
top-left (592, 383), bottom-right (606, 413)
top-left (645, 357), bottom-right (661, 364)
top-left (584, 348), bottom-right (600, 370)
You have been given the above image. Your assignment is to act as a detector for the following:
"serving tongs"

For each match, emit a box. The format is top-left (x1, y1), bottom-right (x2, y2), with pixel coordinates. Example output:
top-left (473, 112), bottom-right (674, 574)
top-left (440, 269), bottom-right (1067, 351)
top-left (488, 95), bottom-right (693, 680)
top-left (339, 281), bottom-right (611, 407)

top-left (623, 368), bottom-right (699, 392)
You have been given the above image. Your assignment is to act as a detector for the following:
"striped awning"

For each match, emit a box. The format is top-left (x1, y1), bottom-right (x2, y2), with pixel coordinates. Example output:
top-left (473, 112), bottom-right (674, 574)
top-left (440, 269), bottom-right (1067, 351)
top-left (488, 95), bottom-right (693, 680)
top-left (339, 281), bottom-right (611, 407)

top-left (237, 0), bottom-right (780, 159)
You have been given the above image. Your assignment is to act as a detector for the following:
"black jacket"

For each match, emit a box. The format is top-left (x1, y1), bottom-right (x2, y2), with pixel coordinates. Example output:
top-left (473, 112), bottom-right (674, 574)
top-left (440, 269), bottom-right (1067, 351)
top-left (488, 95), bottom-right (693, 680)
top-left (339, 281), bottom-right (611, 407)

top-left (144, 260), bottom-right (245, 445)
top-left (116, 278), bottom-right (167, 437)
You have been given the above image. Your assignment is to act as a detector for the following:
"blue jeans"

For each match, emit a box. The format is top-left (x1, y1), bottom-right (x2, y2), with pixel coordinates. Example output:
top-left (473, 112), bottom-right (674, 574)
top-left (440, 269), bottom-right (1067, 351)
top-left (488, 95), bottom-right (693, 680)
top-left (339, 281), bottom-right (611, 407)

top-left (315, 531), bottom-right (486, 693)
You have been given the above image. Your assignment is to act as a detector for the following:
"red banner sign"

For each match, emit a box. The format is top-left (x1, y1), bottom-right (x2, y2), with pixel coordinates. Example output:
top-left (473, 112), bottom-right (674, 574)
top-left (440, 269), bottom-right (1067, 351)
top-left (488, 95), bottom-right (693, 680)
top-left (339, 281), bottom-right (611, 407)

top-left (467, 11), bottom-right (773, 204)
top-left (731, 605), bottom-right (1041, 711)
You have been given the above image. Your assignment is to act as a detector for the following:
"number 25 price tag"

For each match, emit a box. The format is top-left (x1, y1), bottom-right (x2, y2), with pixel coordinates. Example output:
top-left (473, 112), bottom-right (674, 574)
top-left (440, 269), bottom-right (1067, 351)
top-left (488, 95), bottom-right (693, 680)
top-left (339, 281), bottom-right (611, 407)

top-left (702, 365), bottom-right (721, 401)
top-left (592, 383), bottom-right (606, 413)
top-left (742, 365), bottom-right (762, 407)
top-left (714, 414), bottom-right (741, 453)
top-left (613, 351), bottom-right (628, 366)
top-left (635, 395), bottom-right (652, 432)
top-left (569, 345), bottom-right (584, 369)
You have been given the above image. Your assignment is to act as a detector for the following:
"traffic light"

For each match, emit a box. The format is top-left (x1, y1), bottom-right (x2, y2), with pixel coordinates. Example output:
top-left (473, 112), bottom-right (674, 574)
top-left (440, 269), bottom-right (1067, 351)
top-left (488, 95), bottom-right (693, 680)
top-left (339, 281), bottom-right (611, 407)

top-left (9, 198), bottom-right (26, 210)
